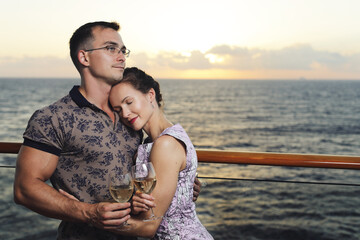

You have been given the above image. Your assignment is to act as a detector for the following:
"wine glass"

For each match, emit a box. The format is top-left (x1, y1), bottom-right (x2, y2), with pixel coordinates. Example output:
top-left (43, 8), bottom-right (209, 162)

top-left (131, 162), bottom-right (162, 222)
top-left (109, 171), bottom-right (134, 229)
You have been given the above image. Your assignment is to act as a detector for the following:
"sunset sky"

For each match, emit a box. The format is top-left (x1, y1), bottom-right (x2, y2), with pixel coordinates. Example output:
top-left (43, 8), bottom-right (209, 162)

top-left (0, 0), bottom-right (359, 79)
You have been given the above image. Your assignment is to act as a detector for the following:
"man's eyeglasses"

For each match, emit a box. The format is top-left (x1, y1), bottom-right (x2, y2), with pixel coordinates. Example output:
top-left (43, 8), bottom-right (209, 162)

top-left (84, 46), bottom-right (130, 58)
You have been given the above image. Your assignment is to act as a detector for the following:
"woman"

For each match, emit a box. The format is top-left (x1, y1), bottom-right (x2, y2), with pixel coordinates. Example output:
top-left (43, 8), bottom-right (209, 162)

top-left (109, 67), bottom-right (213, 239)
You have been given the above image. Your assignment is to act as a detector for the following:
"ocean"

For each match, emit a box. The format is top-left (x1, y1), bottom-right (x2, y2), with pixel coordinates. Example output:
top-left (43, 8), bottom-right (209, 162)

top-left (1, 78), bottom-right (360, 239)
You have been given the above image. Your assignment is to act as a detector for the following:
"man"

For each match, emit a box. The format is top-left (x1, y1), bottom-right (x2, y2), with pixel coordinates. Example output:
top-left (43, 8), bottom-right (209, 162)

top-left (14, 21), bottom-right (201, 240)
top-left (14, 21), bottom-right (143, 240)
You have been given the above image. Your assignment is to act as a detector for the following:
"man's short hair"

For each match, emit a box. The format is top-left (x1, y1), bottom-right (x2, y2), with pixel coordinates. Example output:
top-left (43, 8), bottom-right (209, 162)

top-left (69, 21), bottom-right (120, 70)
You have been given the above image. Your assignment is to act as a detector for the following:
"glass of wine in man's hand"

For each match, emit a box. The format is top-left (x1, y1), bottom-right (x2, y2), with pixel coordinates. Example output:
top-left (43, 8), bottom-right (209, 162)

top-left (109, 171), bottom-right (134, 229)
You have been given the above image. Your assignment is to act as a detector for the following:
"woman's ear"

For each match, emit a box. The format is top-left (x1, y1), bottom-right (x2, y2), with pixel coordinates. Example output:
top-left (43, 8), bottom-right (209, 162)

top-left (148, 88), bottom-right (156, 103)
top-left (78, 50), bottom-right (90, 67)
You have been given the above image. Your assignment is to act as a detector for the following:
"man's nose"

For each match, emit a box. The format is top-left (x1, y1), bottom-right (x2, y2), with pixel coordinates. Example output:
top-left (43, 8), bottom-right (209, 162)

top-left (116, 51), bottom-right (126, 62)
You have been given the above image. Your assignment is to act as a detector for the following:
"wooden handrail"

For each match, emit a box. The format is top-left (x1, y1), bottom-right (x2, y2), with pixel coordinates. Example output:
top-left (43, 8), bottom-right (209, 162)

top-left (0, 142), bottom-right (22, 154)
top-left (1, 142), bottom-right (360, 170)
top-left (196, 150), bottom-right (360, 170)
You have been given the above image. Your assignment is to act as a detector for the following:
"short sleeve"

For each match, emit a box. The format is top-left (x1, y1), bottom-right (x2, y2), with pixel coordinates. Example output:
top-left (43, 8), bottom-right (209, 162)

top-left (23, 107), bottom-right (63, 156)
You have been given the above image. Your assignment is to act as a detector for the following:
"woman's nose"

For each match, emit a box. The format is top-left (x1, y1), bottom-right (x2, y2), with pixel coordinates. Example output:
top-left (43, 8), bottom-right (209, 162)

top-left (122, 108), bottom-right (130, 118)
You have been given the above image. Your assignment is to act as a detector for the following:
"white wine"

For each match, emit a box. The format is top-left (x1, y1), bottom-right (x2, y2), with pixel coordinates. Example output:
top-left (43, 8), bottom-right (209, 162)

top-left (109, 185), bottom-right (134, 203)
top-left (134, 178), bottom-right (157, 194)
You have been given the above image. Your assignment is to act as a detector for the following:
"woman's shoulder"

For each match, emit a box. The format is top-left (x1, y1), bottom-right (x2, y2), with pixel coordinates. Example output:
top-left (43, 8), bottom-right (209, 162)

top-left (152, 131), bottom-right (186, 157)
top-left (151, 134), bottom-right (186, 169)
top-left (153, 134), bottom-right (183, 150)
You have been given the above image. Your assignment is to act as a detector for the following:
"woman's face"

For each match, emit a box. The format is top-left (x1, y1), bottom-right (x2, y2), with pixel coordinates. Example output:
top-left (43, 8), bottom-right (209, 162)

top-left (109, 82), bottom-right (154, 130)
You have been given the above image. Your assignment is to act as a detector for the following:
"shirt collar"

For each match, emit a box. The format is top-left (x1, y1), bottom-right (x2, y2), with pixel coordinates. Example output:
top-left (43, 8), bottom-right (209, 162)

top-left (69, 85), bottom-right (120, 117)
top-left (69, 85), bottom-right (93, 108)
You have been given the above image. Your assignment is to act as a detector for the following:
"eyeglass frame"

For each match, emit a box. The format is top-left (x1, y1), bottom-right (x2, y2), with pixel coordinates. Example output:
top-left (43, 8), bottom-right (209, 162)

top-left (84, 45), bottom-right (131, 58)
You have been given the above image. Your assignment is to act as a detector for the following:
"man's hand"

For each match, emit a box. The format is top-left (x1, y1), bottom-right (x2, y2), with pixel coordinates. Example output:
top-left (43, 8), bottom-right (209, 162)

top-left (59, 188), bottom-right (131, 230)
top-left (193, 177), bottom-right (202, 202)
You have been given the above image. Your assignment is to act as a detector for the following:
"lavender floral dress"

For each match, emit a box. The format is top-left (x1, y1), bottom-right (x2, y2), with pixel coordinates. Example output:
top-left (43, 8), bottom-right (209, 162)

top-left (135, 124), bottom-right (213, 240)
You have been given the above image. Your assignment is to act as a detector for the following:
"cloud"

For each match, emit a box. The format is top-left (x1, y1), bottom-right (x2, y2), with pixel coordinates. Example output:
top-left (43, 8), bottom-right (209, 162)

top-left (1, 44), bottom-right (359, 79)
top-left (130, 44), bottom-right (360, 74)
top-left (156, 50), bottom-right (212, 70)
top-left (205, 44), bottom-right (356, 71)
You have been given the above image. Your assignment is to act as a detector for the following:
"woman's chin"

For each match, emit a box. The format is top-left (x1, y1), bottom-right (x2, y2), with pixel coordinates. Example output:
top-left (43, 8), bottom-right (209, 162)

top-left (126, 123), bottom-right (141, 131)
top-left (133, 126), bottom-right (142, 131)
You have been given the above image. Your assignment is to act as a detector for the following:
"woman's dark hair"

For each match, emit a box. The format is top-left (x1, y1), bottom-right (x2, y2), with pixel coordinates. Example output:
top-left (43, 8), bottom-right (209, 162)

top-left (69, 21), bottom-right (120, 70)
top-left (119, 67), bottom-right (163, 107)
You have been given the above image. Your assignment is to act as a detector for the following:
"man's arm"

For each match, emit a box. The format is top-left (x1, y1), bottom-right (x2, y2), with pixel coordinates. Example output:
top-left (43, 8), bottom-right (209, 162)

top-left (193, 177), bottom-right (202, 202)
top-left (13, 145), bottom-right (130, 229)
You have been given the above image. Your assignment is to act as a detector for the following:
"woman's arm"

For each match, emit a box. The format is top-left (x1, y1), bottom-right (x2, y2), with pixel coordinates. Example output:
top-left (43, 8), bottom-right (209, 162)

top-left (118, 135), bottom-right (186, 238)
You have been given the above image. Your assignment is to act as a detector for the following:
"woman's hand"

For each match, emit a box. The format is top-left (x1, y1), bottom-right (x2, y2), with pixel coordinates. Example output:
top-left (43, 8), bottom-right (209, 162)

top-left (131, 190), bottom-right (156, 215)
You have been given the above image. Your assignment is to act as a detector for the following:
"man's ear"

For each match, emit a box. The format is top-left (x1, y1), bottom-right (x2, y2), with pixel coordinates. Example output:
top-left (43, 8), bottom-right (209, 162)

top-left (78, 50), bottom-right (90, 67)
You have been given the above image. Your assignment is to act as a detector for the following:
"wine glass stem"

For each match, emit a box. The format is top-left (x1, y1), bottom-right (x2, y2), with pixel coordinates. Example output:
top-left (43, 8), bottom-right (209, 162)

top-left (150, 207), bottom-right (155, 217)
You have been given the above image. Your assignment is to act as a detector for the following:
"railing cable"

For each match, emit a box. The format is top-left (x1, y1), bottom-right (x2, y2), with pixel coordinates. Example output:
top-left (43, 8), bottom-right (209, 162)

top-left (0, 165), bottom-right (15, 168)
top-left (198, 176), bottom-right (360, 187)
top-left (1, 165), bottom-right (358, 187)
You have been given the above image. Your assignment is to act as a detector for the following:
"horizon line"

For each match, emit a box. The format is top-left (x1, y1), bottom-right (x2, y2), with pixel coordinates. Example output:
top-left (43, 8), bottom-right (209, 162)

top-left (1, 77), bottom-right (360, 81)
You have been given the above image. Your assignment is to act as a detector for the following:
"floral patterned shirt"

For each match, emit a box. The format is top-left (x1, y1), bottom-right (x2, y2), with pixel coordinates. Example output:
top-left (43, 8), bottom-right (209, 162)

top-left (136, 124), bottom-right (213, 240)
top-left (23, 86), bottom-right (141, 240)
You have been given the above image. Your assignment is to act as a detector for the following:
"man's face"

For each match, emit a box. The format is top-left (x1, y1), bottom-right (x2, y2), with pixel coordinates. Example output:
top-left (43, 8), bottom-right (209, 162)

top-left (86, 27), bottom-right (127, 84)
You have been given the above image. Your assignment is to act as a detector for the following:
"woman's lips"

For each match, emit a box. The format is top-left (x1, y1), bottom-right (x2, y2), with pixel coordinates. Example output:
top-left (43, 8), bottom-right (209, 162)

top-left (129, 117), bottom-right (138, 124)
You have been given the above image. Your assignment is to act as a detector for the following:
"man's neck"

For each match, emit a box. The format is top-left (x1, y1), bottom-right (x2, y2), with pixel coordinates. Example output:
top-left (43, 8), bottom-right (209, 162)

top-left (79, 77), bottom-right (115, 122)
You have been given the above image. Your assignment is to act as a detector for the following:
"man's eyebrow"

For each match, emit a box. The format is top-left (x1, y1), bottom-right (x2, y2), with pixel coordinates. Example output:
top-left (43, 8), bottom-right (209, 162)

top-left (104, 41), bottom-right (118, 46)
top-left (104, 41), bottom-right (126, 49)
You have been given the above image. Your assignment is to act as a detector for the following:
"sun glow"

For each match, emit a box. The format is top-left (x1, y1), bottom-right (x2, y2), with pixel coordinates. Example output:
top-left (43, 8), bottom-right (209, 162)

top-left (205, 54), bottom-right (224, 64)
top-left (181, 52), bottom-right (192, 58)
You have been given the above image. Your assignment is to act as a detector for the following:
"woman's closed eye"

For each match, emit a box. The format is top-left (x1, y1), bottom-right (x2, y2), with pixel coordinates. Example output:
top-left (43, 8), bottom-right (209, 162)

top-left (113, 107), bottom-right (122, 113)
